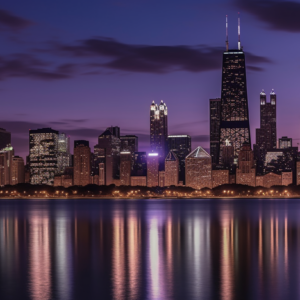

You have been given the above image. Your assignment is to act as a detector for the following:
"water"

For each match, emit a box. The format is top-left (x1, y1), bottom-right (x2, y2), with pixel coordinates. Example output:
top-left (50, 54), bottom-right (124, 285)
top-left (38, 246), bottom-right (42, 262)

top-left (0, 198), bottom-right (299, 300)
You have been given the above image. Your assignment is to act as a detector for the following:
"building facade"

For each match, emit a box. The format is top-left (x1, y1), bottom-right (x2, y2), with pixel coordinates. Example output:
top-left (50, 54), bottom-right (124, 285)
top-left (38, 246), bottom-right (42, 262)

top-left (120, 151), bottom-right (131, 185)
top-left (147, 153), bottom-right (159, 187)
top-left (11, 156), bottom-right (25, 185)
top-left (185, 146), bottom-right (212, 189)
top-left (279, 136), bottom-right (292, 149)
top-left (29, 128), bottom-right (58, 185)
top-left (57, 133), bottom-right (71, 174)
top-left (150, 100), bottom-right (168, 169)
top-left (73, 141), bottom-right (91, 186)
top-left (165, 151), bottom-right (179, 186)
top-left (120, 135), bottom-right (138, 168)
top-left (0, 128), bottom-right (11, 150)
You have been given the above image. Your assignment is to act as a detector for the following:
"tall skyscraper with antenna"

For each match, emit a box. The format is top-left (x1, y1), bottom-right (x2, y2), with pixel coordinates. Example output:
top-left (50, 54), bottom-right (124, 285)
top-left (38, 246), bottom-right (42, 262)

top-left (219, 14), bottom-right (251, 164)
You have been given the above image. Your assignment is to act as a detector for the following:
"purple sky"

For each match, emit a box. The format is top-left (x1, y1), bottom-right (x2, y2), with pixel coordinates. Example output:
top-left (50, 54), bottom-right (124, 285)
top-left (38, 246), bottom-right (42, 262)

top-left (0, 0), bottom-right (299, 159)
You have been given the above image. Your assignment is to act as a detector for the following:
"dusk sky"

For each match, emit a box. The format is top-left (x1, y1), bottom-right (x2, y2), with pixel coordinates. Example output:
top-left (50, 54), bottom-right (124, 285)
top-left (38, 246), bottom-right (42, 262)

top-left (0, 0), bottom-right (299, 159)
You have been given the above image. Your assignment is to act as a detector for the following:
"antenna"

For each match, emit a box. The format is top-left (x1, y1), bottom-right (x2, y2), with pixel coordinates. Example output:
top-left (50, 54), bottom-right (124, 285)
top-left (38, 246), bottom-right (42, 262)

top-left (226, 15), bottom-right (229, 51)
top-left (238, 12), bottom-right (241, 50)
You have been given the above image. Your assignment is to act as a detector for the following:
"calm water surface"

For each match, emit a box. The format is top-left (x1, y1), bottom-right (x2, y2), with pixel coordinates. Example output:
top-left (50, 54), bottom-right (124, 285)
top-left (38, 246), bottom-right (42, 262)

top-left (0, 198), bottom-right (299, 300)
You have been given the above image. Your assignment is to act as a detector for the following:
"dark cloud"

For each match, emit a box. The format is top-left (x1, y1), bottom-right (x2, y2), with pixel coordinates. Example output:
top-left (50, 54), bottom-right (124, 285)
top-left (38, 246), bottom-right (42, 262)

top-left (51, 37), bottom-right (272, 74)
top-left (234, 0), bottom-right (300, 32)
top-left (0, 54), bottom-right (74, 80)
top-left (193, 134), bottom-right (210, 143)
top-left (0, 9), bottom-right (34, 31)
top-left (247, 66), bottom-right (264, 72)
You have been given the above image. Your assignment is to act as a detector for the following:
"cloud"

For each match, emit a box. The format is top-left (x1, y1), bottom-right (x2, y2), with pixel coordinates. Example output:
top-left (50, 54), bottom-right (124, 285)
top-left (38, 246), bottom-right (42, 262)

top-left (234, 0), bottom-right (300, 32)
top-left (0, 9), bottom-right (34, 31)
top-left (51, 37), bottom-right (272, 74)
top-left (0, 54), bottom-right (75, 80)
top-left (193, 134), bottom-right (210, 143)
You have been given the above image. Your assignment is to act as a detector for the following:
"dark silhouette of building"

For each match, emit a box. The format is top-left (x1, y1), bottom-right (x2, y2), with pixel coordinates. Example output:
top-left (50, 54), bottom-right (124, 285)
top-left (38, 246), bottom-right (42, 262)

top-left (209, 98), bottom-right (221, 168)
top-left (132, 152), bottom-right (147, 176)
top-left (57, 133), bottom-right (71, 174)
top-left (254, 89), bottom-right (277, 175)
top-left (120, 151), bottom-right (131, 186)
top-left (167, 135), bottom-right (191, 184)
top-left (96, 128), bottom-right (121, 185)
top-left (106, 126), bottom-right (120, 139)
top-left (120, 135), bottom-right (138, 169)
top-left (73, 140), bottom-right (91, 186)
top-left (29, 128), bottom-right (58, 185)
top-left (0, 128), bottom-right (11, 150)
top-left (219, 25), bottom-right (251, 163)
top-left (150, 100), bottom-right (168, 170)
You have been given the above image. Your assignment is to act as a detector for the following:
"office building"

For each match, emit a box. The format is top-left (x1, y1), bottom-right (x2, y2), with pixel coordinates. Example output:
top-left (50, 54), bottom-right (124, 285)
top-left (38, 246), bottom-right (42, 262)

top-left (297, 160), bottom-right (300, 185)
top-left (279, 136), bottom-right (292, 149)
top-left (254, 89), bottom-right (277, 175)
top-left (167, 135), bottom-right (191, 184)
top-left (120, 135), bottom-right (138, 168)
top-left (57, 133), bottom-right (71, 174)
top-left (97, 128), bottom-right (121, 185)
top-left (185, 146), bottom-right (212, 189)
top-left (147, 153), bottom-right (159, 187)
top-left (219, 21), bottom-right (251, 163)
top-left (209, 98), bottom-right (221, 167)
top-left (106, 126), bottom-right (120, 139)
top-left (165, 151), bottom-right (179, 186)
top-left (29, 128), bottom-right (58, 185)
top-left (120, 151), bottom-right (131, 185)
top-left (212, 169), bottom-right (229, 188)
top-left (131, 176), bottom-right (146, 186)
top-left (236, 143), bottom-right (256, 186)
top-left (159, 171), bottom-right (165, 187)
top-left (150, 100), bottom-right (168, 169)
top-left (132, 152), bottom-right (147, 176)
top-left (11, 156), bottom-right (25, 185)
top-left (73, 140), bottom-right (91, 186)
top-left (0, 128), bottom-right (11, 150)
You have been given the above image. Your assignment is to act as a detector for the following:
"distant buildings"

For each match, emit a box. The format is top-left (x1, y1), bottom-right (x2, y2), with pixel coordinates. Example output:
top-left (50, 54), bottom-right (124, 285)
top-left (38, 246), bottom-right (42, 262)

top-left (11, 156), bottom-right (25, 185)
top-left (29, 128), bottom-right (58, 185)
top-left (120, 135), bottom-right (138, 168)
top-left (0, 146), bottom-right (14, 186)
top-left (279, 136), bottom-right (292, 149)
top-left (0, 128), bottom-right (11, 150)
top-left (150, 100), bottom-right (168, 169)
top-left (120, 151), bottom-right (131, 186)
top-left (209, 98), bottom-right (221, 167)
top-left (57, 133), bottom-right (71, 174)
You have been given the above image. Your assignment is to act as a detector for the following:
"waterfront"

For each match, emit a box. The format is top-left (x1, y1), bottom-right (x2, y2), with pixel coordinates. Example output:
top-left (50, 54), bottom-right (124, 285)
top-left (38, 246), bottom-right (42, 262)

top-left (0, 198), bottom-right (299, 300)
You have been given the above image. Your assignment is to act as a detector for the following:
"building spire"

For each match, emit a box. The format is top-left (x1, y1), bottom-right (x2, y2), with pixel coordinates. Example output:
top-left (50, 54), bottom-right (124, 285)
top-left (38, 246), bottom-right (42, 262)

top-left (238, 12), bottom-right (241, 50)
top-left (226, 15), bottom-right (229, 51)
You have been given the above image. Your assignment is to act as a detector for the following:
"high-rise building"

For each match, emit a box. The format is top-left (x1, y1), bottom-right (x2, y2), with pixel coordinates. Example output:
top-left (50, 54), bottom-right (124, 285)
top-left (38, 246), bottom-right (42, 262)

top-left (131, 176), bottom-right (147, 186)
top-left (150, 100), bottom-right (168, 169)
top-left (132, 152), bottom-right (147, 177)
top-left (0, 145), bottom-right (14, 186)
top-left (185, 146), bottom-right (212, 189)
top-left (165, 151), bottom-right (179, 186)
top-left (106, 126), bottom-right (120, 139)
top-left (57, 133), bottom-right (71, 174)
top-left (11, 156), bottom-right (25, 185)
top-left (97, 129), bottom-right (121, 185)
top-left (120, 151), bottom-right (131, 186)
top-left (29, 128), bottom-right (58, 185)
top-left (73, 140), bottom-right (91, 186)
top-left (0, 128), bottom-right (11, 150)
top-left (209, 98), bottom-right (221, 168)
top-left (279, 136), bottom-right (292, 149)
top-left (167, 135), bottom-right (191, 184)
top-left (254, 89), bottom-right (277, 175)
top-left (219, 22), bottom-right (251, 163)
top-left (147, 153), bottom-right (159, 187)
top-left (120, 135), bottom-right (138, 168)
top-left (236, 143), bottom-right (256, 186)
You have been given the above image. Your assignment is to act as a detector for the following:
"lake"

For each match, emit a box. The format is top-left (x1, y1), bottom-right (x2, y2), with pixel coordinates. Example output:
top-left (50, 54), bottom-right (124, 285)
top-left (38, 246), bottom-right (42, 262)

top-left (0, 198), bottom-right (299, 300)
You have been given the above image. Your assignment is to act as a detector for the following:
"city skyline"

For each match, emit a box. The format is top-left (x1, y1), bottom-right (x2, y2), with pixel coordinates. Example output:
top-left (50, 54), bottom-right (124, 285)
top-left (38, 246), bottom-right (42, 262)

top-left (0, 2), bottom-right (300, 159)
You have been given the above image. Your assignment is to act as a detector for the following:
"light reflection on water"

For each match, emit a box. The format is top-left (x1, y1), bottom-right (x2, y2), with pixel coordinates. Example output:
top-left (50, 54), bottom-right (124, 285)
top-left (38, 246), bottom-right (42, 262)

top-left (0, 199), bottom-right (299, 299)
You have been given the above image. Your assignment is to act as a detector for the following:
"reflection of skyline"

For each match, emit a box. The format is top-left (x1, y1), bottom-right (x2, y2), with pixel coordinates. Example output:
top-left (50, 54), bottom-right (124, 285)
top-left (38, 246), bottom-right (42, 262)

top-left (0, 200), bottom-right (300, 299)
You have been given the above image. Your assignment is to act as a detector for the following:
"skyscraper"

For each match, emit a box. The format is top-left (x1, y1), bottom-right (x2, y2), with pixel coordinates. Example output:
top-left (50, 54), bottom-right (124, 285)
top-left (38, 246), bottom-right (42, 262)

top-left (29, 128), bottom-right (58, 185)
top-left (167, 135), bottom-right (191, 184)
top-left (11, 156), bottom-right (25, 185)
top-left (132, 152), bottom-right (147, 176)
top-left (165, 151), bottom-right (179, 186)
top-left (0, 128), bottom-right (11, 150)
top-left (120, 135), bottom-right (138, 168)
top-left (209, 99), bottom-right (221, 167)
top-left (97, 129), bottom-right (121, 185)
top-left (279, 136), bottom-right (292, 149)
top-left (219, 17), bottom-right (251, 163)
top-left (73, 140), bottom-right (91, 186)
top-left (147, 153), bottom-right (159, 187)
top-left (0, 145), bottom-right (14, 186)
top-left (150, 100), bottom-right (168, 169)
top-left (57, 133), bottom-right (71, 174)
top-left (254, 89), bottom-right (277, 175)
